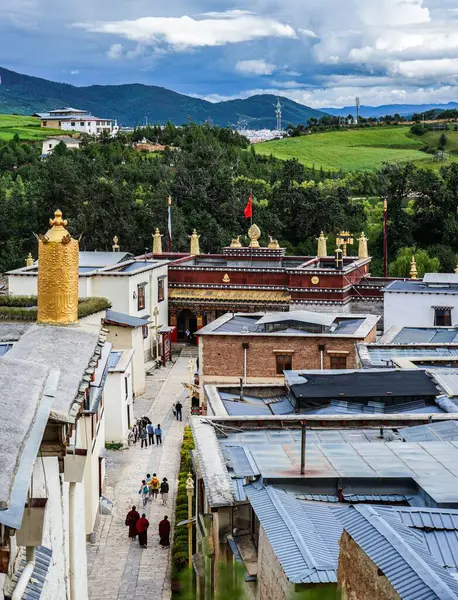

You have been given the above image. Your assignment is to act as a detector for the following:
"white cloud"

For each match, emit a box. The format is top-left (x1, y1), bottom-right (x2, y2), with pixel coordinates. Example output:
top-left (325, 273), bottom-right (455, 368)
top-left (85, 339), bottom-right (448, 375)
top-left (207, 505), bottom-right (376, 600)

top-left (235, 59), bottom-right (276, 75)
top-left (75, 11), bottom-right (296, 51)
top-left (298, 28), bottom-right (318, 39)
top-left (107, 43), bottom-right (124, 59)
top-left (391, 58), bottom-right (458, 81)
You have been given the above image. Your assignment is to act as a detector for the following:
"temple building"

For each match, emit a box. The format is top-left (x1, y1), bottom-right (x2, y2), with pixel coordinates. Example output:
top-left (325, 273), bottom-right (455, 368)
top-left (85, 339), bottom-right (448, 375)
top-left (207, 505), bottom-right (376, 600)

top-left (147, 224), bottom-right (389, 343)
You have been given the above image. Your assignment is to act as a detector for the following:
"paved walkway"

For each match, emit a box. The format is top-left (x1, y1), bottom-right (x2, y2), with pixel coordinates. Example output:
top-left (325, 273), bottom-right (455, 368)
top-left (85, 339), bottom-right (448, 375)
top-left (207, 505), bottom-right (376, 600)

top-left (87, 356), bottom-right (191, 600)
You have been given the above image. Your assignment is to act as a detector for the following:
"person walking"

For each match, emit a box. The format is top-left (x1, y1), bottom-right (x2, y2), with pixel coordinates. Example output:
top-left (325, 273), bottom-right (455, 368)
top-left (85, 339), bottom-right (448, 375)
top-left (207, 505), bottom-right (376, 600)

top-left (125, 506), bottom-right (140, 539)
top-left (147, 422), bottom-right (155, 445)
top-left (146, 473), bottom-right (153, 497)
top-left (155, 424), bottom-right (162, 445)
top-left (160, 477), bottom-right (169, 505)
top-left (185, 328), bottom-right (191, 344)
top-left (139, 480), bottom-right (149, 507)
top-left (139, 425), bottom-right (148, 449)
top-left (132, 422), bottom-right (139, 445)
top-left (175, 401), bottom-right (183, 421)
top-left (136, 513), bottom-right (150, 548)
top-left (150, 473), bottom-right (160, 499)
top-left (159, 515), bottom-right (171, 548)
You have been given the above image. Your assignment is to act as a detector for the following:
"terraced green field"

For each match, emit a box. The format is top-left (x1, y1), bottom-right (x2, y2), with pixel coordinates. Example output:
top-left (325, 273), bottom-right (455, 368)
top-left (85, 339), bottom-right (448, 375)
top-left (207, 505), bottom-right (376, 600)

top-left (254, 126), bottom-right (458, 172)
top-left (0, 114), bottom-right (64, 140)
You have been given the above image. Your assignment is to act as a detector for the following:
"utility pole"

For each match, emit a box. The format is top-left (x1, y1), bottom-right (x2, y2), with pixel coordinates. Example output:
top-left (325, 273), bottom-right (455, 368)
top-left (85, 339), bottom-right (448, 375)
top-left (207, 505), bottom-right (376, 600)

top-left (355, 97), bottom-right (360, 125)
top-left (275, 98), bottom-right (282, 132)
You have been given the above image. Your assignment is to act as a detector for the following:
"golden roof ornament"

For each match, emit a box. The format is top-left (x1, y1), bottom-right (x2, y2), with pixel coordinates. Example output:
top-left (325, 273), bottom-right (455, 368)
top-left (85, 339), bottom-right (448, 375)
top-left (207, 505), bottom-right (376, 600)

top-left (336, 230), bottom-right (354, 257)
top-left (357, 232), bottom-right (369, 259)
top-left (230, 235), bottom-right (242, 249)
top-left (189, 229), bottom-right (200, 255)
top-left (37, 209), bottom-right (79, 325)
top-left (153, 228), bottom-right (163, 254)
top-left (316, 231), bottom-right (328, 258)
top-left (410, 255), bottom-right (418, 279)
top-left (112, 235), bottom-right (120, 252)
top-left (455, 264), bottom-right (458, 275)
top-left (25, 252), bottom-right (34, 266)
top-left (248, 223), bottom-right (261, 248)
top-left (268, 236), bottom-right (280, 250)
top-left (222, 273), bottom-right (231, 283)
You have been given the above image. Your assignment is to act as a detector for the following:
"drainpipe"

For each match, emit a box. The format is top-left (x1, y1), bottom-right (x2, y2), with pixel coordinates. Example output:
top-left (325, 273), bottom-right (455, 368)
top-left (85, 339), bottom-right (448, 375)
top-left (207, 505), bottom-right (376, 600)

top-left (69, 482), bottom-right (77, 600)
top-left (318, 344), bottom-right (326, 371)
top-left (300, 422), bottom-right (306, 475)
top-left (242, 343), bottom-right (249, 385)
top-left (12, 546), bottom-right (35, 600)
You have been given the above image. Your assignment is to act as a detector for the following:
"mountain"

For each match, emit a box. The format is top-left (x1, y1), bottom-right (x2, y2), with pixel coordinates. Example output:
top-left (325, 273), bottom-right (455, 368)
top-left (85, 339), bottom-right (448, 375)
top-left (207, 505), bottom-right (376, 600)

top-left (0, 66), bottom-right (326, 128)
top-left (323, 102), bottom-right (458, 119)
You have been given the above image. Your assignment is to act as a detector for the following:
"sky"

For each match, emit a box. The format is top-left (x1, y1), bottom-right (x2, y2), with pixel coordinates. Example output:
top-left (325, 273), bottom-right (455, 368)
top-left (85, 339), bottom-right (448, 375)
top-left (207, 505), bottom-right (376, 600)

top-left (1, 0), bottom-right (458, 108)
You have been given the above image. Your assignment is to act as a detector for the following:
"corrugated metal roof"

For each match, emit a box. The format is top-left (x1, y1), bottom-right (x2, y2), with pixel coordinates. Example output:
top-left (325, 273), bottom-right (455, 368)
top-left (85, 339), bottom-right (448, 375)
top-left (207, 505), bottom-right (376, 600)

top-left (78, 251), bottom-right (132, 267)
top-left (392, 328), bottom-right (458, 344)
top-left (304, 398), bottom-right (445, 415)
top-left (385, 280), bottom-right (458, 294)
top-left (335, 504), bottom-right (458, 600)
top-left (107, 351), bottom-right (122, 369)
top-left (104, 309), bottom-right (146, 328)
top-left (231, 478), bottom-right (247, 502)
top-left (8, 546), bottom-right (52, 599)
top-left (399, 421), bottom-right (458, 442)
top-left (256, 310), bottom-right (335, 327)
top-left (365, 346), bottom-right (458, 368)
top-left (424, 274), bottom-right (458, 285)
top-left (431, 371), bottom-right (458, 398)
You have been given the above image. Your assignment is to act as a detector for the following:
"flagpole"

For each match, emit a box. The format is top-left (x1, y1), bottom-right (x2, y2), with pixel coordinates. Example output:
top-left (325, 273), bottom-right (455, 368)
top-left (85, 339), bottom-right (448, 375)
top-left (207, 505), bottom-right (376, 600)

top-left (383, 199), bottom-right (388, 277)
top-left (250, 189), bottom-right (253, 266)
top-left (168, 195), bottom-right (173, 252)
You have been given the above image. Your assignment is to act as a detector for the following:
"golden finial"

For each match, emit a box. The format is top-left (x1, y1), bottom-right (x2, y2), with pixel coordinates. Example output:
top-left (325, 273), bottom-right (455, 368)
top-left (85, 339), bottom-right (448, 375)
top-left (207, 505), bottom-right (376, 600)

top-left (410, 255), bottom-right (418, 279)
top-left (357, 232), bottom-right (369, 259)
top-left (112, 235), bottom-right (120, 252)
top-left (49, 209), bottom-right (67, 228)
top-left (25, 252), bottom-right (34, 266)
top-left (248, 223), bottom-right (261, 248)
top-left (455, 264), bottom-right (458, 275)
top-left (153, 228), bottom-right (163, 254)
top-left (44, 209), bottom-right (71, 243)
top-left (268, 236), bottom-right (280, 250)
top-left (336, 231), bottom-right (353, 257)
top-left (383, 199), bottom-right (388, 212)
top-left (222, 273), bottom-right (231, 283)
top-left (189, 229), bottom-right (200, 255)
top-left (316, 231), bottom-right (328, 258)
top-left (230, 235), bottom-right (242, 249)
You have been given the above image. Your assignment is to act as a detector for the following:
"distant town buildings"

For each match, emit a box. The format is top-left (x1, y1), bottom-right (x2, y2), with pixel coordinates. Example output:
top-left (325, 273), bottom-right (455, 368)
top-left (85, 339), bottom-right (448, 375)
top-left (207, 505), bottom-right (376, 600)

top-left (33, 107), bottom-right (118, 136)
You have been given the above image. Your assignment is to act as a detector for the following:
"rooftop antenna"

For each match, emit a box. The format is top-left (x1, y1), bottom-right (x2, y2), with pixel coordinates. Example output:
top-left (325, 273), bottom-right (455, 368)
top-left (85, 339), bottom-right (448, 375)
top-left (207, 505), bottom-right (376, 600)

top-left (275, 98), bottom-right (282, 132)
top-left (355, 97), bottom-right (360, 125)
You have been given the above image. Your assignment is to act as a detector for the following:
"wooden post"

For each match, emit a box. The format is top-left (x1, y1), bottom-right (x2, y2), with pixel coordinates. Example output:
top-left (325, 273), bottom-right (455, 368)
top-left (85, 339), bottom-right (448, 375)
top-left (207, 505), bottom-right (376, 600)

top-left (300, 422), bottom-right (306, 475)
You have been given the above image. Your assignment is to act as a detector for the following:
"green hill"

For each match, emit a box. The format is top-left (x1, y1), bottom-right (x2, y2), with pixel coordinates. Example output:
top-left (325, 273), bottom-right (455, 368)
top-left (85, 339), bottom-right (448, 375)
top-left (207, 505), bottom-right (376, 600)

top-left (0, 114), bottom-right (64, 140)
top-left (0, 66), bottom-right (326, 128)
top-left (254, 126), bottom-right (458, 172)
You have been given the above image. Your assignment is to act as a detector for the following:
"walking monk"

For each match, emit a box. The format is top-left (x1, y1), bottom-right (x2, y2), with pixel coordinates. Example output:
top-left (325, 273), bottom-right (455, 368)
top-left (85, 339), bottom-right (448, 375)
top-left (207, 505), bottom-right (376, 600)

top-left (159, 515), bottom-right (171, 548)
top-left (136, 513), bottom-right (150, 548)
top-left (125, 505), bottom-right (140, 539)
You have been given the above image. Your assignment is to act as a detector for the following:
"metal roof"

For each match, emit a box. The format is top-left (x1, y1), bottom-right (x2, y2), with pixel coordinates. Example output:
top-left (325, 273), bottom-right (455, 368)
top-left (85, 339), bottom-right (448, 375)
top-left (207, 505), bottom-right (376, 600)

top-left (78, 251), bottom-right (133, 267)
top-left (0, 342), bottom-right (13, 356)
top-left (363, 345), bottom-right (458, 367)
top-left (256, 310), bottom-right (335, 327)
top-left (7, 546), bottom-right (52, 600)
top-left (220, 392), bottom-right (294, 416)
top-left (303, 398), bottom-right (446, 415)
top-left (424, 274), bottom-right (458, 285)
top-left (392, 328), bottom-right (458, 344)
top-left (399, 421), bottom-right (458, 442)
top-left (431, 371), bottom-right (458, 398)
top-left (335, 504), bottom-right (458, 600)
top-left (385, 280), bottom-right (458, 295)
top-left (107, 351), bottom-right (122, 369)
top-left (104, 309), bottom-right (146, 328)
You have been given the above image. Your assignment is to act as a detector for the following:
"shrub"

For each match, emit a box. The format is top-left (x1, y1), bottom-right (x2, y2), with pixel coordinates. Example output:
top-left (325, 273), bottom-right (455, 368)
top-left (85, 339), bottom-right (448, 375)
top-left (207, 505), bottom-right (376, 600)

top-left (0, 295), bottom-right (111, 321)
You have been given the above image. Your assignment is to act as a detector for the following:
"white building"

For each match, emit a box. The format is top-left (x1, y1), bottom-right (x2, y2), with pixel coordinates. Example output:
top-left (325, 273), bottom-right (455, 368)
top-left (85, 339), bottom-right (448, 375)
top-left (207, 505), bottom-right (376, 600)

top-left (384, 273), bottom-right (458, 331)
top-left (34, 107), bottom-right (118, 136)
top-left (41, 136), bottom-right (82, 157)
top-left (105, 348), bottom-right (135, 443)
top-left (8, 251), bottom-right (169, 363)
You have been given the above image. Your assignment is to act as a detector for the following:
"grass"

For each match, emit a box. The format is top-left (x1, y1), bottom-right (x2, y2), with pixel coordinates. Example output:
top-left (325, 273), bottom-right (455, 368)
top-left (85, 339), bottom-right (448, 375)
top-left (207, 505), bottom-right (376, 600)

top-left (0, 114), bottom-right (68, 141)
top-left (254, 126), bottom-right (458, 172)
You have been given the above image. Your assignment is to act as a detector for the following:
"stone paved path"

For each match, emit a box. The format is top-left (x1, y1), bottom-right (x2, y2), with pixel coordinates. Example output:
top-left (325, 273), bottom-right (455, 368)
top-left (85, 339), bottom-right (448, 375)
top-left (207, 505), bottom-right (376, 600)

top-left (87, 355), bottom-right (192, 600)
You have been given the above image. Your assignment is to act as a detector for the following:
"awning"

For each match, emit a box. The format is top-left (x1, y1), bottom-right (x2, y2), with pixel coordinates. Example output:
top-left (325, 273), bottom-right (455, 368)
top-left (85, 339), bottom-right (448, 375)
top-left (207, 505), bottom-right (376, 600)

top-left (169, 288), bottom-right (290, 304)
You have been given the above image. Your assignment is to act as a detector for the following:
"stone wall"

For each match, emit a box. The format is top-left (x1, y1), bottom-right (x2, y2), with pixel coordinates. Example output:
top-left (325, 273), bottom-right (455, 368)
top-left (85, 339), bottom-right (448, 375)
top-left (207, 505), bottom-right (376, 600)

top-left (201, 330), bottom-right (376, 378)
top-left (256, 525), bottom-right (293, 600)
top-left (338, 531), bottom-right (401, 600)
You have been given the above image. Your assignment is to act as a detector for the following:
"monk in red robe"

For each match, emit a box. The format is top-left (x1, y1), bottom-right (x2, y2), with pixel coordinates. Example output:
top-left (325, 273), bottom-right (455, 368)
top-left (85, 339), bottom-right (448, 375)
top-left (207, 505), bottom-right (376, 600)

top-left (159, 515), bottom-right (171, 548)
top-left (125, 506), bottom-right (140, 539)
top-left (136, 513), bottom-right (150, 548)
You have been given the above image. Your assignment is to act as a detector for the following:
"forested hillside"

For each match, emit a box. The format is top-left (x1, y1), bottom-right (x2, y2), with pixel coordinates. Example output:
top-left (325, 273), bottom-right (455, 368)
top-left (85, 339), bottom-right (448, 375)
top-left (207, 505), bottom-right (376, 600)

top-left (0, 124), bottom-right (457, 276)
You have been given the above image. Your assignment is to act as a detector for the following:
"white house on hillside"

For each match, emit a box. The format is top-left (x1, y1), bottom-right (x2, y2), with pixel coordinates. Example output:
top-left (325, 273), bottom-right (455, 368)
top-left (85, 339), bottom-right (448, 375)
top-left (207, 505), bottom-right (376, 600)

top-left (384, 273), bottom-right (458, 331)
top-left (41, 136), bottom-right (82, 157)
top-left (33, 107), bottom-right (118, 136)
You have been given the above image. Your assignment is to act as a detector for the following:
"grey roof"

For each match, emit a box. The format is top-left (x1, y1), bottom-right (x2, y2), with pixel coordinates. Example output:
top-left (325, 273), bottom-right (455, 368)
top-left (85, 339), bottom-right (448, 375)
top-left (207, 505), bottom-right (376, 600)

top-left (78, 251), bottom-right (133, 268)
top-left (431, 371), bottom-right (458, 398)
top-left (45, 136), bottom-right (81, 143)
top-left (424, 274), bottom-right (458, 285)
top-left (108, 351), bottom-right (122, 369)
top-left (8, 325), bottom-right (101, 421)
top-left (0, 323), bottom-right (32, 342)
top-left (104, 309), bottom-right (146, 328)
top-left (393, 328), bottom-right (458, 344)
top-left (360, 344), bottom-right (458, 368)
top-left (399, 420), bottom-right (458, 442)
top-left (256, 310), bottom-right (335, 327)
top-left (0, 356), bottom-right (51, 511)
top-left (0, 342), bottom-right (13, 356)
top-left (245, 484), bottom-right (341, 584)
top-left (335, 504), bottom-right (458, 600)
top-left (7, 546), bottom-right (52, 600)
top-left (385, 280), bottom-right (458, 294)
top-left (303, 398), bottom-right (447, 415)
top-left (219, 392), bottom-right (294, 416)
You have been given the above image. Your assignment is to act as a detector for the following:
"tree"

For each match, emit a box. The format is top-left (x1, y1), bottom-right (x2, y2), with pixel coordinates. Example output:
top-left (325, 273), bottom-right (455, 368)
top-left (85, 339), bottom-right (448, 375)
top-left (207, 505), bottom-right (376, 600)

top-left (389, 247), bottom-right (440, 278)
top-left (438, 133), bottom-right (448, 150)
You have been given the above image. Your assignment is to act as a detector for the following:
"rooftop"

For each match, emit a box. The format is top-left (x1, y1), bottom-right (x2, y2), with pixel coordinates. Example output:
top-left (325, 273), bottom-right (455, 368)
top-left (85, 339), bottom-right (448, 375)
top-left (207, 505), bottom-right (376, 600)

top-left (358, 343), bottom-right (458, 368)
top-left (385, 278), bottom-right (458, 295)
top-left (381, 326), bottom-right (458, 345)
top-left (197, 311), bottom-right (378, 338)
top-left (104, 309), bottom-right (146, 328)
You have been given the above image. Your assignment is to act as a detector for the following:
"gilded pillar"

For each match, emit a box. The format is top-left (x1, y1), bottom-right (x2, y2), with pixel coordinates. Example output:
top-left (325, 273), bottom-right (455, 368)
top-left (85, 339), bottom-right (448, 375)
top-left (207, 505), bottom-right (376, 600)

top-left (410, 256), bottom-right (418, 280)
top-left (25, 253), bottom-right (34, 266)
top-left (153, 228), bottom-right (163, 254)
top-left (357, 232), bottom-right (369, 259)
top-left (189, 229), bottom-right (200, 255)
top-left (316, 232), bottom-right (328, 258)
top-left (37, 209), bottom-right (79, 325)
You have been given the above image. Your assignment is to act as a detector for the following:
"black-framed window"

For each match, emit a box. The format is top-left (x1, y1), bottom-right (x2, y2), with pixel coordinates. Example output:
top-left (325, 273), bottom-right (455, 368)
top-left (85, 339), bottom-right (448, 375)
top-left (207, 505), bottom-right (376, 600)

top-left (434, 308), bottom-right (452, 326)
top-left (142, 325), bottom-right (148, 339)
top-left (137, 284), bottom-right (146, 311)
top-left (276, 354), bottom-right (292, 375)
top-left (330, 355), bottom-right (347, 369)
top-left (158, 278), bottom-right (165, 303)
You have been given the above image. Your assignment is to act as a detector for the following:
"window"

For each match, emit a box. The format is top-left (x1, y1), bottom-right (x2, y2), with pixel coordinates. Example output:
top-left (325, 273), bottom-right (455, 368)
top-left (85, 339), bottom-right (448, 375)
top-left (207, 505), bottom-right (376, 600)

top-left (80, 121), bottom-right (84, 126)
top-left (71, 122), bottom-right (75, 127)
top-left (158, 278), bottom-right (165, 302)
top-left (142, 324), bottom-right (149, 339)
top-left (42, 121), bottom-right (47, 127)
top-left (137, 284), bottom-right (146, 311)
top-left (434, 307), bottom-right (452, 326)
top-left (330, 355), bottom-right (347, 369)
top-left (48, 144), bottom-right (52, 149)
top-left (276, 354), bottom-right (292, 375)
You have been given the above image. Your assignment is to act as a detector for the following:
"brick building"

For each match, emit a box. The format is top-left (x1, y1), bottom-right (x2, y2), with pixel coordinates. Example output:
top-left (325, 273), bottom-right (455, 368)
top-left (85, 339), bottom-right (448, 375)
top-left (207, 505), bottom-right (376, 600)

top-left (197, 310), bottom-right (378, 386)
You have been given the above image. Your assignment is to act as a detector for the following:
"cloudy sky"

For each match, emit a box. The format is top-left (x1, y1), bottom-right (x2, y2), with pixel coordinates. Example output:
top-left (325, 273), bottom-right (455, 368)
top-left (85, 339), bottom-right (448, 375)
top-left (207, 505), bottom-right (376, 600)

top-left (1, 0), bottom-right (458, 108)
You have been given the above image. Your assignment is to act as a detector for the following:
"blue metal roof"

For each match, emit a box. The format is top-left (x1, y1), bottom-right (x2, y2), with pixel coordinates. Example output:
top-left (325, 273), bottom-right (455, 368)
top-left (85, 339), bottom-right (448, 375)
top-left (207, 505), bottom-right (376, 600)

top-left (385, 280), bottom-right (458, 295)
top-left (365, 346), bottom-right (458, 367)
top-left (104, 309), bottom-right (146, 328)
top-left (335, 504), bottom-right (458, 600)
top-left (0, 342), bottom-right (13, 356)
top-left (107, 351), bottom-right (122, 369)
top-left (393, 328), bottom-right (458, 344)
top-left (220, 392), bottom-right (294, 416)
top-left (399, 421), bottom-right (458, 442)
top-left (9, 546), bottom-right (52, 599)
top-left (245, 484), bottom-right (342, 584)
top-left (304, 399), bottom-right (445, 415)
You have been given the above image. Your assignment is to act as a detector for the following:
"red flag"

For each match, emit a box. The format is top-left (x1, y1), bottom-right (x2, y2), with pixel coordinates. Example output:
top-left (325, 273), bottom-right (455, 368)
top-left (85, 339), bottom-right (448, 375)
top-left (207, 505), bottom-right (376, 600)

top-left (244, 193), bottom-right (253, 219)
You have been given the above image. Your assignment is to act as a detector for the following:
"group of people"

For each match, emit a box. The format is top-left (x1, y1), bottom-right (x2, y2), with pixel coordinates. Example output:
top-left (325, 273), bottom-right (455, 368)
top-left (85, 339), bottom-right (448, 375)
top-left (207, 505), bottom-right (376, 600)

top-left (139, 473), bottom-right (169, 507)
top-left (128, 416), bottom-right (162, 448)
top-left (125, 507), bottom-right (171, 549)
